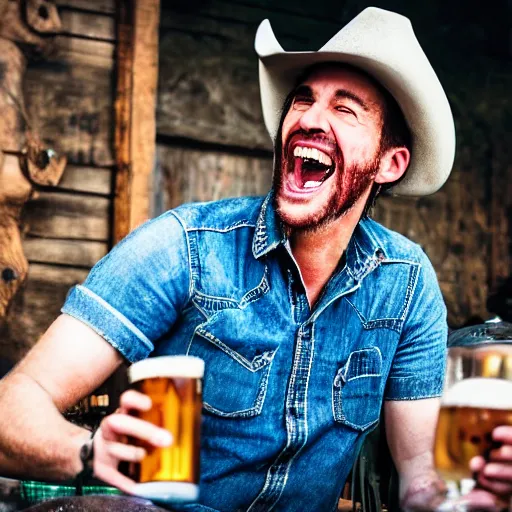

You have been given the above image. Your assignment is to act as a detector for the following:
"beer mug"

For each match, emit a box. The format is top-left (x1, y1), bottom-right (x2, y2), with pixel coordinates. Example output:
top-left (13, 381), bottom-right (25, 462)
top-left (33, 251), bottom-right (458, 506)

top-left (126, 355), bottom-right (204, 503)
top-left (434, 321), bottom-right (512, 500)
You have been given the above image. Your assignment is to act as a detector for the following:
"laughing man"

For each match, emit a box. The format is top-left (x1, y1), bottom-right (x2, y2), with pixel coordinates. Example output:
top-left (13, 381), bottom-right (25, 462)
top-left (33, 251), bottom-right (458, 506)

top-left (0, 7), bottom-right (511, 512)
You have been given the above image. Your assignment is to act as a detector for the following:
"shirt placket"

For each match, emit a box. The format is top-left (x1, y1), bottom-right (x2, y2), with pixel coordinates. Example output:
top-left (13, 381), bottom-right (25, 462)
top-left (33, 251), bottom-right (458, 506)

top-left (247, 267), bottom-right (314, 511)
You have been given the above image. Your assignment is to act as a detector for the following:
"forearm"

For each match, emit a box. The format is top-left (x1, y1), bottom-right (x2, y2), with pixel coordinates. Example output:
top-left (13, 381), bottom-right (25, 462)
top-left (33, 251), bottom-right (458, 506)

top-left (0, 372), bottom-right (90, 480)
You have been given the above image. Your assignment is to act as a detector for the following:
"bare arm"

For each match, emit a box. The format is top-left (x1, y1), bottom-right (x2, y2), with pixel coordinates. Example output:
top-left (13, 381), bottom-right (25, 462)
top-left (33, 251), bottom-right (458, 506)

top-left (384, 398), bottom-right (447, 510)
top-left (0, 313), bottom-right (123, 480)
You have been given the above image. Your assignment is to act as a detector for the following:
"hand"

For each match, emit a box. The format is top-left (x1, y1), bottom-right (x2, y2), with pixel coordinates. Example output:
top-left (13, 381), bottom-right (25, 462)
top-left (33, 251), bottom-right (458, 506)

top-left (92, 389), bottom-right (173, 494)
top-left (400, 470), bottom-right (448, 511)
top-left (465, 426), bottom-right (512, 510)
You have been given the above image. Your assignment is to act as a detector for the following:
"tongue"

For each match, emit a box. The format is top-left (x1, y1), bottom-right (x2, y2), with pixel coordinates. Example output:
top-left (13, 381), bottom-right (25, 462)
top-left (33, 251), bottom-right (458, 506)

top-left (294, 158), bottom-right (329, 187)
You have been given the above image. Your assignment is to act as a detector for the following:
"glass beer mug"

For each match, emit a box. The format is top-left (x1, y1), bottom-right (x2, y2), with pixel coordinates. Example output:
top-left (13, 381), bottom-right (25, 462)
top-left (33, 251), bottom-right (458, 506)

top-left (434, 321), bottom-right (512, 503)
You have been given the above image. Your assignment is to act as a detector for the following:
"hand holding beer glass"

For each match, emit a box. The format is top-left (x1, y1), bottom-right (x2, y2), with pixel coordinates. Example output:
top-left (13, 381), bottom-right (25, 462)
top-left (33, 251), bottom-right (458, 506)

top-left (434, 322), bottom-right (512, 511)
top-left (94, 355), bottom-right (204, 504)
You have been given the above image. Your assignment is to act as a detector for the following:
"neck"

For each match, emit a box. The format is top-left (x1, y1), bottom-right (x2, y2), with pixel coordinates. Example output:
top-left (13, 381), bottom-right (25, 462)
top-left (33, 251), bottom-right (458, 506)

top-left (289, 201), bottom-right (365, 306)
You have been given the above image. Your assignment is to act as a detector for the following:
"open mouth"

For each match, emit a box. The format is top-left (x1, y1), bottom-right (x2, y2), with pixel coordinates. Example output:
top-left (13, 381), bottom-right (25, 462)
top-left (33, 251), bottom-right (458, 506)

top-left (291, 145), bottom-right (335, 189)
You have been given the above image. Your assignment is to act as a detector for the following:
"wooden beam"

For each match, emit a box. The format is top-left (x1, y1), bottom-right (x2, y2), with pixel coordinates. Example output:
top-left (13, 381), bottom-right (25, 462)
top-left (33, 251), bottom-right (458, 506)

top-left (113, 0), bottom-right (160, 243)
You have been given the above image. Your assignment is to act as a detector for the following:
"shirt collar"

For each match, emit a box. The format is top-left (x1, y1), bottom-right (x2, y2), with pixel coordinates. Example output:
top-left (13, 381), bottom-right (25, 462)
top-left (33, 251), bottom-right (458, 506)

top-left (252, 192), bottom-right (287, 259)
top-left (252, 193), bottom-right (386, 280)
top-left (346, 218), bottom-right (387, 281)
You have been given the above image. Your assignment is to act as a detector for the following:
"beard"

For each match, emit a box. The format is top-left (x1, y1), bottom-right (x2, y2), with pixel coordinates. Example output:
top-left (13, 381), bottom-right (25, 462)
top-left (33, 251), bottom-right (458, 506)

top-left (273, 139), bottom-right (380, 232)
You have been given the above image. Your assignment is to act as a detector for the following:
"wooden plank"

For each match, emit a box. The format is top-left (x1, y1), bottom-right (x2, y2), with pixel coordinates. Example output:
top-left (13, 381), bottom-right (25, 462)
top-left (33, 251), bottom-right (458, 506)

top-left (0, 264), bottom-right (89, 362)
top-left (114, 0), bottom-right (160, 242)
top-left (57, 165), bottom-right (113, 195)
top-left (23, 237), bottom-right (108, 267)
top-left (54, 0), bottom-right (115, 14)
top-left (24, 39), bottom-right (115, 167)
top-left (113, 0), bottom-right (134, 244)
top-left (157, 26), bottom-right (271, 150)
top-left (22, 191), bottom-right (110, 241)
top-left (156, 144), bottom-right (272, 211)
top-left (59, 9), bottom-right (116, 41)
top-left (159, 0), bottom-right (343, 47)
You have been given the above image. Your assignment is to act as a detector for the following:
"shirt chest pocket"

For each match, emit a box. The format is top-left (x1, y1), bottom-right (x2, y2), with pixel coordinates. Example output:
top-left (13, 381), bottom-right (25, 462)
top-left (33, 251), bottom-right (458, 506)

top-left (187, 310), bottom-right (279, 418)
top-left (332, 347), bottom-right (383, 431)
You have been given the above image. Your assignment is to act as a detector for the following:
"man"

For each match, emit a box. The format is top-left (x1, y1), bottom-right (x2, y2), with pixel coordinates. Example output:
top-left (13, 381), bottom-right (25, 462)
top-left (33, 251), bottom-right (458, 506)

top-left (0, 7), bottom-right (510, 512)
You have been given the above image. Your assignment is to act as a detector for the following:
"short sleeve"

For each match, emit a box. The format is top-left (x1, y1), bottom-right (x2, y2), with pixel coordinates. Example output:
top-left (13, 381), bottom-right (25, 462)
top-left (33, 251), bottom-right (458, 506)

top-left (62, 210), bottom-right (190, 363)
top-left (384, 249), bottom-right (447, 400)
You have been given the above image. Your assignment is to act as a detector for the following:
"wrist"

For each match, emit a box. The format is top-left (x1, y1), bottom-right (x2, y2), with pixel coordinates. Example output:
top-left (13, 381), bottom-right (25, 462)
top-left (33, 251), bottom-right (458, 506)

top-left (72, 429), bottom-right (95, 479)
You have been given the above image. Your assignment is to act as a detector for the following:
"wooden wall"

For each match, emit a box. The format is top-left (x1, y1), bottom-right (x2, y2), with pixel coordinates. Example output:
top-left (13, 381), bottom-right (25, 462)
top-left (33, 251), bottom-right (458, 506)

top-left (1, 0), bottom-right (510, 366)
top-left (0, 0), bottom-right (116, 363)
top-left (156, 0), bottom-right (512, 328)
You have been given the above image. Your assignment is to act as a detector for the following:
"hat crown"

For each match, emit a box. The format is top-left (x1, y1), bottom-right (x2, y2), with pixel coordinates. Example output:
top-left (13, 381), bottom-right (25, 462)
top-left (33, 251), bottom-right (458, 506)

top-left (320, 8), bottom-right (413, 55)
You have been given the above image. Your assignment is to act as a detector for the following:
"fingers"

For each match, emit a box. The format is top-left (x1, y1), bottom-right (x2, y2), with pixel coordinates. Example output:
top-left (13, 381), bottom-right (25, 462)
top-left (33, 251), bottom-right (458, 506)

top-left (493, 426), bottom-right (512, 445)
top-left (475, 470), bottom-right (512, 497)
top-left (118, 390), bottom-right (152, 415)
top-left (94, 463), bottom-right (138, 495)
top-left (104, 441), bottom-right (146, 462)
top-left (470, 456), bottom-right (486, 473)
top-left (482, 463), bottom-right (512, 483)
top-left (101, 413), bottom-right (172, 447)
top-left (464, 489), bottom-right (503, 512)
top-left (488, 444), bottom-right (512, 463)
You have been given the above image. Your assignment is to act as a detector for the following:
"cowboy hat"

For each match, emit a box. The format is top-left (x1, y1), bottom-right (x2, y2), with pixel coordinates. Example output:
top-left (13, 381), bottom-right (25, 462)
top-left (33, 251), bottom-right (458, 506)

top-left (255, 7), bottom-right (455, 196)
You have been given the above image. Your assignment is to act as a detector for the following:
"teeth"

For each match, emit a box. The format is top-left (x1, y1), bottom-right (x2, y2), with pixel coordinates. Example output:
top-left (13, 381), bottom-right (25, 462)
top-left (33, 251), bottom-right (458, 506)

top-left (293, 145), bottom-right (332, 166)
top-left (304, 181), bottom-right (322, 188)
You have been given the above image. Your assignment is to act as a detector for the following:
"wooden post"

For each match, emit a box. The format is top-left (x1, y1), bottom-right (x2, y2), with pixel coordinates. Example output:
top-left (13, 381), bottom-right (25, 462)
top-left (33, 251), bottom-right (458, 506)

top-left (114, 0), bottom-right (160, 243)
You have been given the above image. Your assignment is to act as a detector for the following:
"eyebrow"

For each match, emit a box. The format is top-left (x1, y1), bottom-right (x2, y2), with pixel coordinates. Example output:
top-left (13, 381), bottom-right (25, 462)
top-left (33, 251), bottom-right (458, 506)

top-left (334, 89), bottom-right (370, 111)
top-left (292, 85), bottom-right (313, 98)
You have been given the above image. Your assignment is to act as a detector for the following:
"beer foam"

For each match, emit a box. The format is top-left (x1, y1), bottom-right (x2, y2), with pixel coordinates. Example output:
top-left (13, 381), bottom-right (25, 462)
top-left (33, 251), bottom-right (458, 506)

top-left (442, 377), bottom-right (512, 409)
top-left (129, 355), bottom-right (205, 383)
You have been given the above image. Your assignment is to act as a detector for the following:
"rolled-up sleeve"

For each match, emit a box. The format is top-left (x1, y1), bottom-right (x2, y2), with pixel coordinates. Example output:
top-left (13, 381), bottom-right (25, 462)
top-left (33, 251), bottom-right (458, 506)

top-left (384, 250), bottom-right (447, 400)
top-left (62, 211), bottom-right (190, 363)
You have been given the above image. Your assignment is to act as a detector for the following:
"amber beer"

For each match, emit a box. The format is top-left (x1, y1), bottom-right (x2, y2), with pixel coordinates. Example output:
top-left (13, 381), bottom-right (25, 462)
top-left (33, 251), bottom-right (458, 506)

top-left (127, 355), bottom-right (204, 502)
top-left (434, 377), bottom-right (512, 481)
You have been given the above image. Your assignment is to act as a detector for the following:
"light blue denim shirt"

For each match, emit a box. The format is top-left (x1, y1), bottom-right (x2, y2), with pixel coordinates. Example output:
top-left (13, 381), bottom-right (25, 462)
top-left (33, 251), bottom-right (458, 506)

top-left (63, 193), bottom-right (447, 512)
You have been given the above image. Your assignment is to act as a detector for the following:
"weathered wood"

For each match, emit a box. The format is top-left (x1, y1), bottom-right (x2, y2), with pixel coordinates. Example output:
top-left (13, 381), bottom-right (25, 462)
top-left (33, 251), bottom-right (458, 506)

top-left (24, 40), bottom-right (115, 166)
top-left (23, 237), bottom-right (108, 267)
top-left (113, 0), bottom-right (133, 244)
top-left (57, 165), bottom-right (113, 195)
top-left (26, 0), bottom-right (63, 35)
top-left (21, 133), bottom-right (67, 187)
top-left (159, 0), bottom-right (343, 47)
top-left (114, 0), bottom-right (160, 242)
top-left (157, 18), bottom-right (271, 150)
top-left (54, 0), bottom-right (115, 15)
top-left (0, 0), bottom-right (61, 49)
top-left (22, 191), bottom-right (110, 241)
top-left (0, 264), bottom-right (89, 362)
top-left (59, 8), bottom-right (115, 41)
top-left (0, 209), bottom-right (29, 319)
top-left (157, 144), bottom-right (273, 210)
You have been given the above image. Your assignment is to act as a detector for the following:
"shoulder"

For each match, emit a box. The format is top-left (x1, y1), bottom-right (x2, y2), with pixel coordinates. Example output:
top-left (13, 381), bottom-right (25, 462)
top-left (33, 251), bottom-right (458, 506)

top-left (171, 196), bottom-right (265, 232)
top-left (361, 217), bottom-right (430, 265)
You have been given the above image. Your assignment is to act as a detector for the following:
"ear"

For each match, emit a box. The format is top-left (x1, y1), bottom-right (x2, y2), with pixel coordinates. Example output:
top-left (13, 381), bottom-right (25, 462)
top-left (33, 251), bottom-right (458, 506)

top-left (374, 147), bottom-right (410, 185)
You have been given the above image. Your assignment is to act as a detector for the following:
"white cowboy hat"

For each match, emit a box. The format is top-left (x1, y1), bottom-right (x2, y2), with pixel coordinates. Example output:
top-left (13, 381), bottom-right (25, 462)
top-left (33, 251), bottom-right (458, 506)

top-left (255, 7), bottom-right (455, 196)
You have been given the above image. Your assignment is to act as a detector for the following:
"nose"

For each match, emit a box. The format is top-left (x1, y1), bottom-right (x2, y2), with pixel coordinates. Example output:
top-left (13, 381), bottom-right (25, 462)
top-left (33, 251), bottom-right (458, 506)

top-left (299, 103), bottom-right (330, 134)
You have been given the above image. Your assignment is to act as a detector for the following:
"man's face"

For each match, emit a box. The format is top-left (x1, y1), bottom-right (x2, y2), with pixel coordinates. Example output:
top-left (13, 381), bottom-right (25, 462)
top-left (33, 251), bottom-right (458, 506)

top-left (274, 65), bottom-right (386, 230)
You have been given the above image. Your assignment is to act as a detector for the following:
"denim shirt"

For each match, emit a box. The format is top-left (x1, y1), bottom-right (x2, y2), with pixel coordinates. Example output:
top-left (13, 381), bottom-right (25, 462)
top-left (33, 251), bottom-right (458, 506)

top-left (63, 193), bottom-right (447, 512)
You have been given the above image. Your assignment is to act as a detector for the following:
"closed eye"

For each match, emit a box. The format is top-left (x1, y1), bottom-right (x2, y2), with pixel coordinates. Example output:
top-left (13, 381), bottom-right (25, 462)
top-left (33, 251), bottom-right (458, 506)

top-left (335, 105), bottom-right (356, 116)
top-left (293, 95), bottom-right (313, 111)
